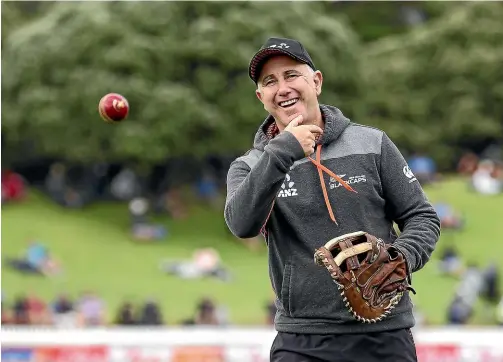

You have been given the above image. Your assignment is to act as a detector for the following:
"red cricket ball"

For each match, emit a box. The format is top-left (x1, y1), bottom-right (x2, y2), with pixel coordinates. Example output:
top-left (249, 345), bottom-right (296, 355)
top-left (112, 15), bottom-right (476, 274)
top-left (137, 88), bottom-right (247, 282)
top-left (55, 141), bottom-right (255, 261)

top-left (98, 93), bottom-right (129, 123)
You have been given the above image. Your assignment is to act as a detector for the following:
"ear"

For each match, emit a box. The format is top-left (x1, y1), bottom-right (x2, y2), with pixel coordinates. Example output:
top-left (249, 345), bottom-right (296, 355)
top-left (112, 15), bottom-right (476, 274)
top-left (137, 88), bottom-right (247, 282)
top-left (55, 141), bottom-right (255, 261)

top-left (255, 87), bottom-right (264, 103)
top-left (313, 70), bottom-right (323, 96)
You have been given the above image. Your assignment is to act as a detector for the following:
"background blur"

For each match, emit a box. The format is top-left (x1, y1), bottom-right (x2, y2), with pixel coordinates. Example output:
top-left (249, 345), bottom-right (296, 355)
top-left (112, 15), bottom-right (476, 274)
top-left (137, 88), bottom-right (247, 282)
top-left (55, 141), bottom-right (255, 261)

top-left (1, 1), bottom-right (502, 361)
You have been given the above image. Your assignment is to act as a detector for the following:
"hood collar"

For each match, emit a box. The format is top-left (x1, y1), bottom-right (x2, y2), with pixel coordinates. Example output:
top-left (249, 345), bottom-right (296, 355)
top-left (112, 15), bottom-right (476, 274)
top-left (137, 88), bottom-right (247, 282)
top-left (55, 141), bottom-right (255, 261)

top-left (253, 104), bottom-right (351, 151)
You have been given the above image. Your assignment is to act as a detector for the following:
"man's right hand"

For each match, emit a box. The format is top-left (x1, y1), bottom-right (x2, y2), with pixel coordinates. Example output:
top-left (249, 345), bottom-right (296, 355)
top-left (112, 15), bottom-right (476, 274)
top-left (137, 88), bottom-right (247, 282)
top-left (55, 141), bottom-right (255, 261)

top-left (284, 115), bottom-right (323, 156)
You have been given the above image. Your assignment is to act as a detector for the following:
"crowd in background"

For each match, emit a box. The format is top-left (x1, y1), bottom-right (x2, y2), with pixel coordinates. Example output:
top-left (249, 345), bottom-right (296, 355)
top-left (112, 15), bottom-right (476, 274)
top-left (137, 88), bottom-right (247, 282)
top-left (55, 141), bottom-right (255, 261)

top-left (1, 291), bottom-right (276, 329)
top-left (2, 144), bottom-right (503, 328)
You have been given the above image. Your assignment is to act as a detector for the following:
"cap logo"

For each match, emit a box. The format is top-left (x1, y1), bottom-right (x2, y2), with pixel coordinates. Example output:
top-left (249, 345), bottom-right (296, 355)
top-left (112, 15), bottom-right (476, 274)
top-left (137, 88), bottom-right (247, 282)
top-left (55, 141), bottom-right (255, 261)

top-left (269, 43), bottom-right (290, 49)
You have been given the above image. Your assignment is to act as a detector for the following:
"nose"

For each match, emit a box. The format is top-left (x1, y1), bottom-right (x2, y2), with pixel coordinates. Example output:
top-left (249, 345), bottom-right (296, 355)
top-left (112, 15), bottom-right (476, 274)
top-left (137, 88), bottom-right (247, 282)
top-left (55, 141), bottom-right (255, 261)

top-left (277, 80), bottom-right (292, 98)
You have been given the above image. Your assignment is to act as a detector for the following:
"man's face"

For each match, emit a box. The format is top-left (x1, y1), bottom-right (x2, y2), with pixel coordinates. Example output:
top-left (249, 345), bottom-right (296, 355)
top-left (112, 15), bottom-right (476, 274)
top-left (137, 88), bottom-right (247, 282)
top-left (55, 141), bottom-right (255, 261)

top-left (255, 55), bottom-right (323, 130)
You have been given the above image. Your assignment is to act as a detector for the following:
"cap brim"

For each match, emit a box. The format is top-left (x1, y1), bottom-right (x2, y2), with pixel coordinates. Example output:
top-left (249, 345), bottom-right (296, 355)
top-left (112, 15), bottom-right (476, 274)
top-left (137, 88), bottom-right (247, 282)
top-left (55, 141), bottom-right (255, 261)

top-left (249, 48), bottom-right (309, 84)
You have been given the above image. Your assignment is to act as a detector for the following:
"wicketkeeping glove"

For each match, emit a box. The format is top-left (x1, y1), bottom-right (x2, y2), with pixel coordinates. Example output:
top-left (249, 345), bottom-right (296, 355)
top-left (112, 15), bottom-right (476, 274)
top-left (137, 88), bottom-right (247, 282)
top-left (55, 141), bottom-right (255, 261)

top-left (314, 231), bottom-right (415, 323)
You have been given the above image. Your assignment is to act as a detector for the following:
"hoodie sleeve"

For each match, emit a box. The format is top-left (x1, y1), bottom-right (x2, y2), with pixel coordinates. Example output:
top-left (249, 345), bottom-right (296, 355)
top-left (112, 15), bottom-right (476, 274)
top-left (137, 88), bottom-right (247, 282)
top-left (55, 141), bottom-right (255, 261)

top-left (224, 131), bottom-right (305, 238)
top-left (379, 133), bottom-right (441, 274)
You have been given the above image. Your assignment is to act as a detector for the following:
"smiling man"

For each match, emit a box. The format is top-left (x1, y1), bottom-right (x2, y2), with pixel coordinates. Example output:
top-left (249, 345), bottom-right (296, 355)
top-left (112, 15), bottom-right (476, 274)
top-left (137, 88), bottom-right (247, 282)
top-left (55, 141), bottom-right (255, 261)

top-left (224, 37), bottom-right (440, 362)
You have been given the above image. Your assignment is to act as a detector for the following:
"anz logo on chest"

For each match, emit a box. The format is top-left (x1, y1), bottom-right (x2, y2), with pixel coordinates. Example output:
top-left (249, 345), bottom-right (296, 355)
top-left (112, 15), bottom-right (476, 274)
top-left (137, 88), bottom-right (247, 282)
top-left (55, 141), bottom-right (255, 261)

top-left (329, 174), bottom-right (367, 189)
top-left (277, 174), bottom-right (298, 198)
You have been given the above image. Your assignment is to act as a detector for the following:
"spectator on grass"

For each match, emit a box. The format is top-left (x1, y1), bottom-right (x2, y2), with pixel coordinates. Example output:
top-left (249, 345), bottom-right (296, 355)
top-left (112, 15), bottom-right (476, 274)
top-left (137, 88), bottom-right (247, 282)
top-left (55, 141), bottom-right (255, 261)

top-left (194, 298), bottom-right (220, 326)
top-left (195, 171), bottom-right (220, 208)
top-left (457, 152), bottom-right (479, 176)
top-left (137, 299), bottom-right (164, 326)
top-left (2, 300), bottom-right (12, 324)
top-left (433, 202), bottom-right (464, 231)
top-left (447, 263), bottom-right (484, 325)
top-left (115, 301), bottom-right (137, 325)
top-left (45, 162), bottom-right (67, 204)
top-left (447, 296), bottom-right (472, 325)
top-left (157, 188), bottom-right (188, 220)
top-left (110, 167), bottom-right (142, 201)
top-left (12, 295), bottom-right (30, 325)
top-left (63, 187), bottom-right (86, 209)
top-left (438, 245), bottom-right (464, 277)
top-left (1, 291), bottom-right (13, 325)
top-left (407, 153), bottom-right (437, 185)
top-left (77, 291), bottom-right (105, 327)
top-left (129, 197), bottom-right (167, 242)
top-left (493, 161), bottom-right (503, 180)
top-left (1, 170), bottom-right (27, 203)
top-left (52, 294), bottom-right (78, 328)
top-left (6, 241), bottom-right (61, 277)
top-left (471, 159), bottom-right (502, 195)
top-left (192, 248), bottom-right (230, 281)
top-left (456, 263), bottom-right (485, 304)
top-left (160, 248), bottom-right (231, 282)
top-left (480, 263), bottom-right (501, 305)
top-left (26, 292), bottom-right (48, 325)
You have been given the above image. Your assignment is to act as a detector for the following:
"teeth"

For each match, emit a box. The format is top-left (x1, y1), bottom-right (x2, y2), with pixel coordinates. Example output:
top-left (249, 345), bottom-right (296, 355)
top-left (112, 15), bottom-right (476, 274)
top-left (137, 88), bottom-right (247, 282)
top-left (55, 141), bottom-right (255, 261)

top-left (279, 98), bottom-right (299, 107)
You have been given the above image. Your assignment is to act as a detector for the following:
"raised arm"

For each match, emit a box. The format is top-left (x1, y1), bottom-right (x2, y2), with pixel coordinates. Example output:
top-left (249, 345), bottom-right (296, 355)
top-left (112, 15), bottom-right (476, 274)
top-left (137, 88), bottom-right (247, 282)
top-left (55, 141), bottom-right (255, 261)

top-left (224, 131), bottom-right (304, 238)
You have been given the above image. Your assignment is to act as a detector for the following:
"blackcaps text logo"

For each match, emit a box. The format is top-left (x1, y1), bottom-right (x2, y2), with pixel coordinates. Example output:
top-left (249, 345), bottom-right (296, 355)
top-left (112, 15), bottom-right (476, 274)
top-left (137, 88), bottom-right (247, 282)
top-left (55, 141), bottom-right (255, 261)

top-left (329, 174), bottom-right (367, 190)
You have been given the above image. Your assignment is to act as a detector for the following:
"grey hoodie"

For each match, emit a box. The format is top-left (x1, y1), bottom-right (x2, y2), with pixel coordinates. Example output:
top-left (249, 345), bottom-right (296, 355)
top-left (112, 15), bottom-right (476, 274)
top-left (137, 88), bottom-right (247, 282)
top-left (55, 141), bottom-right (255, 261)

top-left (225, 105), bottom-right (440, 334)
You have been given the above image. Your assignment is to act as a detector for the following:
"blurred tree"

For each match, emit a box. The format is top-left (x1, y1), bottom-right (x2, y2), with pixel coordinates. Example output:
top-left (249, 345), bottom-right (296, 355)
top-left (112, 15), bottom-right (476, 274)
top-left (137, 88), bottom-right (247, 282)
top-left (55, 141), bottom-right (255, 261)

top-left (323, 1), bottom-right (456, 43)
top-left (1, 1), bottom-right (53, 45)
top-left (1, 2), bottom-right (362, 164)
top-left (363, 2), bottom-right (503, 169)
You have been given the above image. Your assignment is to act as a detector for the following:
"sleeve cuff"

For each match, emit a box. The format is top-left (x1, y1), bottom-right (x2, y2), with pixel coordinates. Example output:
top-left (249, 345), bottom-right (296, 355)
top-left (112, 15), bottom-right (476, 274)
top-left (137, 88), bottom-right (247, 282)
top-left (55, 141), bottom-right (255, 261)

top-left (264, 131), bottom-right (305, 170)
top-left (390, 243), bottom-right (415, 284)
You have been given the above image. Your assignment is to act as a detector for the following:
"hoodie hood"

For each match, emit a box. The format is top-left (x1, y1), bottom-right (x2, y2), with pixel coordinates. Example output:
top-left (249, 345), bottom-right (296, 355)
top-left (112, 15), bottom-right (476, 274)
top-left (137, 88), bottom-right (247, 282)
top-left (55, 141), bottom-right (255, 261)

top-left (253, 104), bottom-right (351, 151)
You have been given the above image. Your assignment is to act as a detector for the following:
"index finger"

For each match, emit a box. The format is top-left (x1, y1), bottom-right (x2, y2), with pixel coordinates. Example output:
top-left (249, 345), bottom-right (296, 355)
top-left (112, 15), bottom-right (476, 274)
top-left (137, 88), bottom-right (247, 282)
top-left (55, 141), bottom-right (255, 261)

top-left (302, 125), bottom-right (324, 134)
top-left (287, 114), bottom-right (304, 128)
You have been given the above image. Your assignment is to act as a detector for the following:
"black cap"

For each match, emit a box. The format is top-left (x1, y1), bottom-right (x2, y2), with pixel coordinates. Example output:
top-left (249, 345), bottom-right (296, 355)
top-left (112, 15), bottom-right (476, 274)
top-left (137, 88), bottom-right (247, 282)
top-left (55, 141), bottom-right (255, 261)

top-left (248, 37), bottom-right (316, 84)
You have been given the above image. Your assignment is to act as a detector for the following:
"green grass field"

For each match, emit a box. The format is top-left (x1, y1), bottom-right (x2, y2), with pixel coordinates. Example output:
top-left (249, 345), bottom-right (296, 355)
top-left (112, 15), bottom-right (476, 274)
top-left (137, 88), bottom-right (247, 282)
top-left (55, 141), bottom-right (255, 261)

top-left (2, 177), bottom-right (502, 325)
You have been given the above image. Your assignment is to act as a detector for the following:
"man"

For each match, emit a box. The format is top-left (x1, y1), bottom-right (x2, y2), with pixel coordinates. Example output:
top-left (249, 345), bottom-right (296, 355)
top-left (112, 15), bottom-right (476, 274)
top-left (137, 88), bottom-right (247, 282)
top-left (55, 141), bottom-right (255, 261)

top-left (224, 37), bottom-right (440, 362)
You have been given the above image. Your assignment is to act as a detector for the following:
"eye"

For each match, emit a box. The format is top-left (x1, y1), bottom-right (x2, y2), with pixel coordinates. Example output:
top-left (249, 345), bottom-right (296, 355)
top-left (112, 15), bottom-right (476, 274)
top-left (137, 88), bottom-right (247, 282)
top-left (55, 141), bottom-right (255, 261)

top-left (264, 79), bottom-right (277, 87)
top-left (286, 73), bottom-right (299, 80)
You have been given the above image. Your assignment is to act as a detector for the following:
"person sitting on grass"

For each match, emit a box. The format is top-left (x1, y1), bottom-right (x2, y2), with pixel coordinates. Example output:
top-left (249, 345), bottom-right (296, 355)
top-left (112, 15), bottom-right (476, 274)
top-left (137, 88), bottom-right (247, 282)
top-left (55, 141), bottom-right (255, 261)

top-left (129, 197), bottom-right (168, 242)
top-left (159, 247), bottom-right (231, 282)
top-left (438, 245), bottom-right (464, 277)
top-left (471, 159), bottom-right (502, 195)
top-left (433, 202), bottom-right (465, 231)
top-left (5, 241), bottom-right (61, 277)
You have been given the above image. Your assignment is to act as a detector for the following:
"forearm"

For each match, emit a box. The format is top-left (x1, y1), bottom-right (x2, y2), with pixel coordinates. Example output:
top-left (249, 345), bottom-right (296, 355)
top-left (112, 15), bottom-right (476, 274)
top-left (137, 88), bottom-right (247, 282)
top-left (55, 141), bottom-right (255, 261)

top-left (224, 132), bottom-right (304, 238)
top-left (224, 169), bottom-right (281, 238)
top-left (392, 206), bottom-right (440, 274)
top-left (379, 133), bottom-right (441, 274)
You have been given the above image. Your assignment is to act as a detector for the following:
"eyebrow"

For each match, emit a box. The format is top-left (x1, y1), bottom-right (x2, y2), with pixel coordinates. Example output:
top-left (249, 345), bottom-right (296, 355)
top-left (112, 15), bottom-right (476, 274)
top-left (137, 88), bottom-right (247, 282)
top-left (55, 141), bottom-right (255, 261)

top-left (261, 69), bottom-right (302, 84)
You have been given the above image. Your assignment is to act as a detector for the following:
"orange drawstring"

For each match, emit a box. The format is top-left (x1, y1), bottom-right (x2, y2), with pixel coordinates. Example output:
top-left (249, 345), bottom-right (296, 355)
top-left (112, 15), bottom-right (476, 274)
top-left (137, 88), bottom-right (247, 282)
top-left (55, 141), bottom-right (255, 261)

top-left (261, 145), bottom-right (358, 235)
top-left (308, 145), bottom-right (357, 224)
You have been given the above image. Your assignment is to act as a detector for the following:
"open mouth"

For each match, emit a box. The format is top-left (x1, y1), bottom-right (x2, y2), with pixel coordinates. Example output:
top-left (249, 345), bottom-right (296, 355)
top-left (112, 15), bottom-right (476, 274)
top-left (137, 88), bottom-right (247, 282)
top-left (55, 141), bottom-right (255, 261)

top-left (278, 98), bottom-right (299, 108)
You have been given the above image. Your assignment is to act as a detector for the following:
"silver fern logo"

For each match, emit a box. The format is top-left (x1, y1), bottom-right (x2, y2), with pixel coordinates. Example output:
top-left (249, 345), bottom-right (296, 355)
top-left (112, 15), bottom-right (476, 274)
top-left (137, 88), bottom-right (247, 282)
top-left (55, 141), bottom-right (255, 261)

top-left (278, 174), bottom-right (298, 198)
